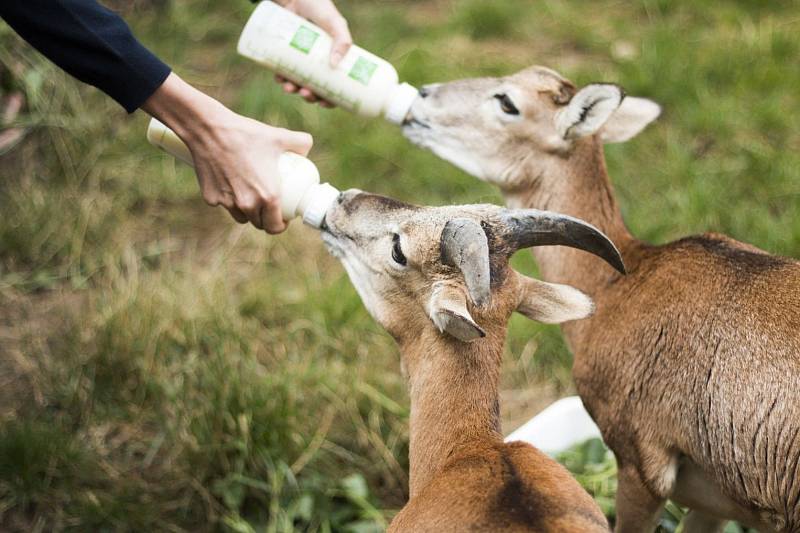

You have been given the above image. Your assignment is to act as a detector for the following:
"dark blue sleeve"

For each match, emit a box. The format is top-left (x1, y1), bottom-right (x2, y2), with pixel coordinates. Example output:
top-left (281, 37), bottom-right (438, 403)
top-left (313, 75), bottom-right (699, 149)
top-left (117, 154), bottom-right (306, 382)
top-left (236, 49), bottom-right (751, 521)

top-left (0, 0), bottom-right (171, 113)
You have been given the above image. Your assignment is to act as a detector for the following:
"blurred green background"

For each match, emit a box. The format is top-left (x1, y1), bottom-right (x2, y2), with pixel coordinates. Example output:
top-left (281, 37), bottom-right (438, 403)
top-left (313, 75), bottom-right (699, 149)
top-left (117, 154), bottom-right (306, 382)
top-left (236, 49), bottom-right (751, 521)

top-left (0, 0), bottom-right (797, 531)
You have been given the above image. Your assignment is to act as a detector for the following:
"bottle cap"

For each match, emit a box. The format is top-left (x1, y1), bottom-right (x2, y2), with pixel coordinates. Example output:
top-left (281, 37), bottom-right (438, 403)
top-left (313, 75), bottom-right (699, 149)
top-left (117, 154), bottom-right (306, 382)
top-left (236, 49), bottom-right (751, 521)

top-left (385, 82), bottom-right (419, 125)
top-left (302, 182), bottom-right (340, 228)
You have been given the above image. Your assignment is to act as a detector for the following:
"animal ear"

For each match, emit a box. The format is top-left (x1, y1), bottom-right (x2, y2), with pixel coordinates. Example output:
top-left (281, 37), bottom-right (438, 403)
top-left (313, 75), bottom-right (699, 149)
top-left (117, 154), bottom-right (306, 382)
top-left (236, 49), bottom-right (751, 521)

top-left (515, 275), bottom-right (594, 324)
top-left (600, 97), bottom-right (661, 144)
top-left (555, 83), bottom-right (624, 140)
top-left (427, 282), bottom-right (486, 342)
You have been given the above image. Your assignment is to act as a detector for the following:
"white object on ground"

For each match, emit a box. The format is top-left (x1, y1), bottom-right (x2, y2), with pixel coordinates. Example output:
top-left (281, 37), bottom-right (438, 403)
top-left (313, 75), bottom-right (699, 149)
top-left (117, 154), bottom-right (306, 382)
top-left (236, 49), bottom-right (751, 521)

top-left (504, 396), bottom-right (603, 456)
top-left (146, 118), bottom-right (339, 229)
top-left (237, 1), bottom-right (418, 124)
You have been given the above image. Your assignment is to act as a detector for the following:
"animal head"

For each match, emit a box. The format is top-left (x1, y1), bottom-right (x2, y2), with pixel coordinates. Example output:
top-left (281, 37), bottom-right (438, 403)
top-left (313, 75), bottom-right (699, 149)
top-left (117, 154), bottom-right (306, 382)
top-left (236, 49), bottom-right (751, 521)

top-left (321, 190), bottom-right (624, 343)
top-left (402, 66), bottom-right (660, 188)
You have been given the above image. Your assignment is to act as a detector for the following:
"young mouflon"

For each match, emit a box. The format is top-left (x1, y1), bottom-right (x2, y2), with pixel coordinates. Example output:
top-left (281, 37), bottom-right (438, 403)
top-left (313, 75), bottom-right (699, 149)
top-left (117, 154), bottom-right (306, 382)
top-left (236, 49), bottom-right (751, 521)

top-left (403, 65), bottom-right (800, 533)
top-left (321, 189), bottom-right (624, 532)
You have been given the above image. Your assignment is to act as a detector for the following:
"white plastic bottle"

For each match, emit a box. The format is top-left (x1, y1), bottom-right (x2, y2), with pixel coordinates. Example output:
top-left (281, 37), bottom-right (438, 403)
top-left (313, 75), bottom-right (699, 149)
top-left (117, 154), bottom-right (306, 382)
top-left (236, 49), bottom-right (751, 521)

top-left (146, 118), bottom-right (339, 229)
top-left (237, 1), bottom-right (418, 125)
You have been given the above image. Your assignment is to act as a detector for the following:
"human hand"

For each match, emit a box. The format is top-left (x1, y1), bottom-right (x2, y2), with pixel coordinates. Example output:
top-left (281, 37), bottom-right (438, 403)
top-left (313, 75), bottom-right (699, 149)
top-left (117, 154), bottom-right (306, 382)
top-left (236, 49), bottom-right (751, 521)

top-left (188, 110), bottom-right (312, 233)
top-left (143, 73), bottom-right (313, 234)
top-left (274, 0), bottom-right (353, 106)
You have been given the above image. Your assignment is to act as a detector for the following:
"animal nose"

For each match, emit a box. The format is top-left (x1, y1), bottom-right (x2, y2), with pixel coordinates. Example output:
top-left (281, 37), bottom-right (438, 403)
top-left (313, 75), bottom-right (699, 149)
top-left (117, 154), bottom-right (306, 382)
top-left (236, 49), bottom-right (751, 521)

top-left (337, 189), bottom-right (363, 207)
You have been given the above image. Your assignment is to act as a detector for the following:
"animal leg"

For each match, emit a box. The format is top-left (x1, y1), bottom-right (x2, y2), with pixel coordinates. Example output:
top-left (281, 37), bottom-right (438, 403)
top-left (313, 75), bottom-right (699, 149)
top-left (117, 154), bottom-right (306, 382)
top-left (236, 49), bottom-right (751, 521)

top-left (614, 465), bottom-right (666, 533)
top-left (671, 459), bottom-right (772, 531)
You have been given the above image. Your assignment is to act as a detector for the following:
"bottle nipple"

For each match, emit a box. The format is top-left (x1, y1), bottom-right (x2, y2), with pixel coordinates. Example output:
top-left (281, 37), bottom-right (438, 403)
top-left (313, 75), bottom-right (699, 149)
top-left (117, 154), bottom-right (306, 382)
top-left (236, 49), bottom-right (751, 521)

top-left (385, 82), bottom-right (419, 125)
top-left (300, 183), bottom-right (340, 228)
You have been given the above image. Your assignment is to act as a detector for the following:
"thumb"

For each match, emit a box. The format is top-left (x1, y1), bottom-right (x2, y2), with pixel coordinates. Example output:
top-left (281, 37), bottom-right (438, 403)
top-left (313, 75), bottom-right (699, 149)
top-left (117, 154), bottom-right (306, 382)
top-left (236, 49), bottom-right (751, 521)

top-left (326, 16), bottom-right (352, 67)
top-left (279, 129), bottom-right (314, 157)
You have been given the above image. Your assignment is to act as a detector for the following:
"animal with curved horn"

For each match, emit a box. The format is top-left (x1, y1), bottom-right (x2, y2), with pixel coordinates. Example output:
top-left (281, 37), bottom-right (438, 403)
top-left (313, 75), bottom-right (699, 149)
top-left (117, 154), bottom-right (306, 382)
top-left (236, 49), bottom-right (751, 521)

top-left (403, 65), bottom-right (800, 532)
top-left (322, 189), bottom-right (621, 531)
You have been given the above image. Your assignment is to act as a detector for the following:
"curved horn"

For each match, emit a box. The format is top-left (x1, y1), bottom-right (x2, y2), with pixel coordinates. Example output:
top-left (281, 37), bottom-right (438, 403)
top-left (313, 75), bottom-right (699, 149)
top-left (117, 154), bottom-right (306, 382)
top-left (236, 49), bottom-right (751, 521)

top-left (500, 209), bottom-right (626, 274)
top-left (440, 218), bottom-right (491, 307)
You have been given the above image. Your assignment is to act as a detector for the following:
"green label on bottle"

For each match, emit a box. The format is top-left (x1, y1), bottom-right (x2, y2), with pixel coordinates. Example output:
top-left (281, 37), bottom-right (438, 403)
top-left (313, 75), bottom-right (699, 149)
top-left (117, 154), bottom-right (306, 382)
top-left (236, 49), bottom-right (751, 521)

top-left (348, 57), bottom-right (378, 85)
top-left (290, 26), bottom-right (319, 54)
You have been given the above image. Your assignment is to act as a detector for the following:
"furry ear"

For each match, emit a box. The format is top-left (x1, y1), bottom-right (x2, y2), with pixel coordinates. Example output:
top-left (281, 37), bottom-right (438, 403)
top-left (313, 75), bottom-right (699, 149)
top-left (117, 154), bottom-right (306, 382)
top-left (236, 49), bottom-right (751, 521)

top-left (427, 282), bottom-right (486, 342)
top-left (556, 84), bottom-right (624, 140)
top-left (515, 275), bottom-right (594, 324)
top-left (600, 97), bottom-right (661, 143)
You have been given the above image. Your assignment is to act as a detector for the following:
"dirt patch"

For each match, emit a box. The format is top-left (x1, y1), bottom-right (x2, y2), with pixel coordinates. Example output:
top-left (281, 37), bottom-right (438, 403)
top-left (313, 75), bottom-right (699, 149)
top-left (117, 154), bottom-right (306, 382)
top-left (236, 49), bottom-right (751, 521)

top-left (500, 380), bottom-right (564, 435)
top-left (404, 0), bottom-right (457, 27)
top-left (0, 289), bottom-right (87, 421)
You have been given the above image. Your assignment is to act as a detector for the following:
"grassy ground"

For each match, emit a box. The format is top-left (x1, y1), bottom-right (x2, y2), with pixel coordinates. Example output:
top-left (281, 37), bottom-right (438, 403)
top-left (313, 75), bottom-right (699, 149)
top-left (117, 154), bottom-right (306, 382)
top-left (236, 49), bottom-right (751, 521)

top-left (0, 0), bottom-right (798, 531)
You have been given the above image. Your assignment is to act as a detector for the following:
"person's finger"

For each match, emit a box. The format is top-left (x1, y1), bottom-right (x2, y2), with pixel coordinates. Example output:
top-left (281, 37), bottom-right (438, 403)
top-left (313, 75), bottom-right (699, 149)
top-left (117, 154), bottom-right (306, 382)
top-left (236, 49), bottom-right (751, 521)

top-left (237, 194), bottom-right (265, 230)
top-left (218, 191), bottom-right (248, 223)
top-left (246, 209), bottom-right (264, 230)
top-left (279, 129), bottom-right (314, 156)
top-left (325, 15), bottom-right (352, 67)
top-left (299, 88), bottom-right (319, 103)
top-left (227, 205), bottom-right (248, 224)
top-left (283, 82), bottom-right (299, 94)
top-left (262, 204), bottom-right (287, 235)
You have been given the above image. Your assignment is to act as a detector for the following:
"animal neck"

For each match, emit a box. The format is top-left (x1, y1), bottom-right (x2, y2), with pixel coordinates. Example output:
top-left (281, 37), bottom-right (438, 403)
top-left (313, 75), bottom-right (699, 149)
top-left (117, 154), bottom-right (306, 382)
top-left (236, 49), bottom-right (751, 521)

top-left (398, 323), bottom-right (506, 498)
top-left (503, 137), bottom-right (639, 345)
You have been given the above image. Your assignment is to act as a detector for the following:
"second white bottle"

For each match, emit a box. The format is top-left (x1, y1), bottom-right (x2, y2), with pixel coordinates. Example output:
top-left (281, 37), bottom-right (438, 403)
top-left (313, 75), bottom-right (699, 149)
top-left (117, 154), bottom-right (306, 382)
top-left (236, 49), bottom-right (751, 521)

top-left (237, 1), bottom-right (419, 125)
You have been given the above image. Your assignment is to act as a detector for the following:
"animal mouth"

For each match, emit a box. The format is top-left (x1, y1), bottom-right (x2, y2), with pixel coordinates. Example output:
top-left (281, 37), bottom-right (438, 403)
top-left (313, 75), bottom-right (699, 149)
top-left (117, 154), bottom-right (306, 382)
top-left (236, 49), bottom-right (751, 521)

top-left (401, 116), bottom-right (434, 148)
top-left (402, 113), bottom-right (431, 129)
top-left (320, 222), bottom-right (357, 260)
top-left (320, 230), bottom-right (345, 258)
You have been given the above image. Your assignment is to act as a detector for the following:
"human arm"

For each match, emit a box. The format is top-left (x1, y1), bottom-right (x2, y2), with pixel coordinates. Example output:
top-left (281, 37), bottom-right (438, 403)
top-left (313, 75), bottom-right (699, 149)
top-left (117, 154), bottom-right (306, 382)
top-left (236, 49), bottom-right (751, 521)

top-left (1, 0), bottom-right (316, 233)
top-left (0, 0), bottom-right (170, 113)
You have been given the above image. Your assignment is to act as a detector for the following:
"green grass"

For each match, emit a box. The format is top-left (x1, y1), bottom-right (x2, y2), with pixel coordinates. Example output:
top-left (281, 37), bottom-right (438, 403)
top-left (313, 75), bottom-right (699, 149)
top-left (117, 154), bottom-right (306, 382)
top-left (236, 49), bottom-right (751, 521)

top-left (0, 0), bottom-right (798, 531)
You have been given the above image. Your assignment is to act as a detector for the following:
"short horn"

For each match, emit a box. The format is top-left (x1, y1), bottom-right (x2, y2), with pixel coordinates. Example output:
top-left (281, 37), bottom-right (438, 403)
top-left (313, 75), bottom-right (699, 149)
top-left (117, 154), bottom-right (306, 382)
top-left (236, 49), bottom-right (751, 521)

top-left (440, 218), bottom-right (491, 307)
top-left (500, 209), bottom-right (626, 274)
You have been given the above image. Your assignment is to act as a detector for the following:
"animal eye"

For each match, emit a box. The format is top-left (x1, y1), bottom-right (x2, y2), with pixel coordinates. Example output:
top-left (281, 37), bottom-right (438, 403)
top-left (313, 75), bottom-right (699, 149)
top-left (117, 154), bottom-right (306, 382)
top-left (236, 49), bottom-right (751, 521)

top-left (494, 93), bottom-right (520, 115)
top-left (391, 233), bottom-right (407, 266)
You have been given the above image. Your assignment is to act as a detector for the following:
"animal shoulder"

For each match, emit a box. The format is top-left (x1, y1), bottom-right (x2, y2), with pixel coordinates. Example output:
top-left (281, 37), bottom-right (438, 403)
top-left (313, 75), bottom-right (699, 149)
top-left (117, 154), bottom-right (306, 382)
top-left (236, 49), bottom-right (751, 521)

top-left (612, 233), bottom-right (800, 307)
top-left (661, 233), bottom-right (797, 272)
top-left (390, 442), bottom-right (608, 533)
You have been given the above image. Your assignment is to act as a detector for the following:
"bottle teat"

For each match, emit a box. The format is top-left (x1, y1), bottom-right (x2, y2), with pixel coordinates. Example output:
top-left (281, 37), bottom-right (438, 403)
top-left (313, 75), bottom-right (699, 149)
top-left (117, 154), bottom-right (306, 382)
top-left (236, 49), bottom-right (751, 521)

top-left (385, 82), bottom-right (419, 125)
top-left (300, 183), bottom-right (340, 228)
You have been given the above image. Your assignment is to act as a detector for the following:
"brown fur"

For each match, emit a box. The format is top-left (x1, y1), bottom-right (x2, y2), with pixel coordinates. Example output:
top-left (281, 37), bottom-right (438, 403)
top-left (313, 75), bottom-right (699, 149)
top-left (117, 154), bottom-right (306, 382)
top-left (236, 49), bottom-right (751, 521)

top-left (517, 137), bottom-right (800, 533)
top-left (392, 441), bottom-right (608, 532)
top-left (403, 67), bottom-right (800, 532)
